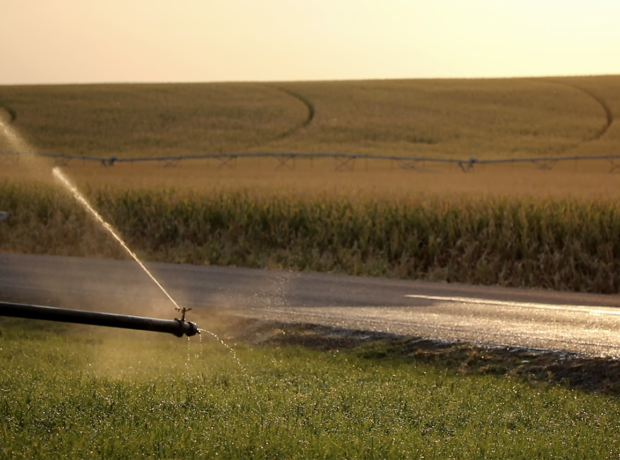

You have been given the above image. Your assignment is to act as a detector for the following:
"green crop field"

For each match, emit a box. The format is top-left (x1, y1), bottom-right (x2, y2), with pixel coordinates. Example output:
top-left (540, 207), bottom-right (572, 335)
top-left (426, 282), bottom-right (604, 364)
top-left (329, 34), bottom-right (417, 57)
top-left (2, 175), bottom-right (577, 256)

top-left (3, 317), bottom-right (620, 460)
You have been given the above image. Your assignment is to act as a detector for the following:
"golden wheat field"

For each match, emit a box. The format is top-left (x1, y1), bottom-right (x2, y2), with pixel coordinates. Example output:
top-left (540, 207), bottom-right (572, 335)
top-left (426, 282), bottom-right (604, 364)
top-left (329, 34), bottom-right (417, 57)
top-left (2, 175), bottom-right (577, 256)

top-left (1, 76), bottom-right (620, 162)
top-left (2, 75), bottom-right (620, 199)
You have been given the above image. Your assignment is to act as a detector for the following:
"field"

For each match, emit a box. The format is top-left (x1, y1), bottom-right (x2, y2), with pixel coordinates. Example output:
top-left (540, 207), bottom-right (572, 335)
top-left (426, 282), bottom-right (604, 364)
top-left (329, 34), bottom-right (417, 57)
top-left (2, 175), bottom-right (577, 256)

top-left (3, 77), bottom-right (620, 291)
top-left (3, 316), bottom-right (620, 459)
top-left (2, 76), bottom-right (620, 161)
top-left (3, 77), bottom-right (620, 458)
top-left (2, 75), bottom-right (620, 197)
top-left (3, 77), bottom-right (620, 295)
top-left (2, 178), bottom-right (620, 294)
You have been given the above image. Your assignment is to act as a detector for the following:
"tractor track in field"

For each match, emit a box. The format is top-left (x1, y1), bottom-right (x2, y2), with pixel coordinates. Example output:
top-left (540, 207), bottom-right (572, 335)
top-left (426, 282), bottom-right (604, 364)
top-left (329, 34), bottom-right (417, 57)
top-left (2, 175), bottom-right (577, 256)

top-left (563, 83), bottom-right (613, 140)
top-left (223, 85), bottom-right (315, 153)
top-left (273, 86), bottom-right (315, 130)
top-left (264, 80), bottom-right (614, 159)
top-left (262, 85), bottom-right (315, 143)
top-left (0, 86), bottom-right (314, 156)
top-left (543, 79), bottom-right (614, 149)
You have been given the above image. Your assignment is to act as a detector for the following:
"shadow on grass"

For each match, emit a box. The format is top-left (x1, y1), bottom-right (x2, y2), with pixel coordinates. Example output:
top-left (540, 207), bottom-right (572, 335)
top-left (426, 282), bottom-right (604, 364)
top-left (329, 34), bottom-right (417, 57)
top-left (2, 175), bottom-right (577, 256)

top-left (218, 315), bottom-right (620, 396)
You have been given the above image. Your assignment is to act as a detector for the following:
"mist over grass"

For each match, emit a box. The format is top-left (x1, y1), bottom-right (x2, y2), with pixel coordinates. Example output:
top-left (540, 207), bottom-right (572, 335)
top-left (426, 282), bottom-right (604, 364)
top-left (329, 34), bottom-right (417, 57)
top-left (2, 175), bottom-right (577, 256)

top-left (2, 318), bottom-right (620, 459)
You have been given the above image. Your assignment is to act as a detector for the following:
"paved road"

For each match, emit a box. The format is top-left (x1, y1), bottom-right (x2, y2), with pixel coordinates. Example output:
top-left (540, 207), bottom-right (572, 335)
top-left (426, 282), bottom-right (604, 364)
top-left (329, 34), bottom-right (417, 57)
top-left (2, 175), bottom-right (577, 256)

top-left (2, 252), bottom-right (620, 357)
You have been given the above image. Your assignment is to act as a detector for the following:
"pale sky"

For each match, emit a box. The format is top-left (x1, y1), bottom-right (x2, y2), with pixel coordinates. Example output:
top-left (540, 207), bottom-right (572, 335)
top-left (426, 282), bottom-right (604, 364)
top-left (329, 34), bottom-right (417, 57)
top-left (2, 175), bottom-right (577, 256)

top-left (2, 0), bottom-right (619, 84)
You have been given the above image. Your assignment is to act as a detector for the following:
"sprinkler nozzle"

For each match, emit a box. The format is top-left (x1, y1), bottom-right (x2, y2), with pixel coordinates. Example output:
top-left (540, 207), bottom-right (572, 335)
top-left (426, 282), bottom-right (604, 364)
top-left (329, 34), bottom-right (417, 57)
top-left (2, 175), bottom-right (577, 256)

top-left (173, 307), bottom-right (198, 337)
top-left (175, 306), bottom-right (192, 322)
top-left (177, 319), bottom-right (199, 337)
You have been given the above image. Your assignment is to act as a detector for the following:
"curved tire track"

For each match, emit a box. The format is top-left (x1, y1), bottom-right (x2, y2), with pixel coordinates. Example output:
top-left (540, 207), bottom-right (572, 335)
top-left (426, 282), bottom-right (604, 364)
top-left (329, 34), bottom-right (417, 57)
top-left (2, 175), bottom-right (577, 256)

top-left (562, 83), bottom-right (613, 141)
top-left (236, 85), bottom-right (315, 153)
top-left (262, 86), bottom-right (315, 143)
top-left (273, 87), bottom-right (315, 130)
top-left (545, 79), bottom-right (614, 145)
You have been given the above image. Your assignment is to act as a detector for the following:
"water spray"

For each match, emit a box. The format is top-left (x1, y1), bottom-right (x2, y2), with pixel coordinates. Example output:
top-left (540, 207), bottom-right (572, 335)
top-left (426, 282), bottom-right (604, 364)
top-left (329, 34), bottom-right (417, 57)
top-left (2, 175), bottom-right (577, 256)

top-left (0, 301), bottom-right (199, 337)
top-left (0, 125), bottom-right (203, 340)
top-left (51, 167), bottom-right (185, 312)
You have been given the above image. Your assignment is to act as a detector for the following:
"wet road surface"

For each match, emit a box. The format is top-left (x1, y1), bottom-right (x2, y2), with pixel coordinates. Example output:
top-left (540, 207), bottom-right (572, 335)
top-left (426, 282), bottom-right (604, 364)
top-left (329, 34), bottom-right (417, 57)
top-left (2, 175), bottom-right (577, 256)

top-left (1, 252), bottom-right (620, 357)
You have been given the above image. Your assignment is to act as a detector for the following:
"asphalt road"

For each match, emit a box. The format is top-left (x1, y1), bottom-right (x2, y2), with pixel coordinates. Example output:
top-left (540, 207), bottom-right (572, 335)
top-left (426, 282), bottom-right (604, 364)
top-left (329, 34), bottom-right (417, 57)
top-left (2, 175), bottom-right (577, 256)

top-left (2, 252), bottom-right (620, 357)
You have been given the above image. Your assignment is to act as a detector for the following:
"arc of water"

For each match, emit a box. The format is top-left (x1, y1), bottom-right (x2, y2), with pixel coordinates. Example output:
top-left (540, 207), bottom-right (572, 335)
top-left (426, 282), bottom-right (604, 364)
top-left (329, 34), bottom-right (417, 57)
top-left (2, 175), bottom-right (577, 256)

top-left (1, 117), bottom-right (244, 365)
top-left (52, 167), bottom-right (183, 312)
top-left (53, 168), bottom-right (243, 372)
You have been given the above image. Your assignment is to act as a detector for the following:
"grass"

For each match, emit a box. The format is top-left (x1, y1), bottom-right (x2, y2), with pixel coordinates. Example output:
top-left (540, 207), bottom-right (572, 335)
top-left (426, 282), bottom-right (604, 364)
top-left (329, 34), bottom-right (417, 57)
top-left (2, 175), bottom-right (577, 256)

top-left (2, 178), bottom-right (620, 294)
top-left (3, 316), bottom-right (620, 459)
top-left (2, 76), bottom-right (620, 160)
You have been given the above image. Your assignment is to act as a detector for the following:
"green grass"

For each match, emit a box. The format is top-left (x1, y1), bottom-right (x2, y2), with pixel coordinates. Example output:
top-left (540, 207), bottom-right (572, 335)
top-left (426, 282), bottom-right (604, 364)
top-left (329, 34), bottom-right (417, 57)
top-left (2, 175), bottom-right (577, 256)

top-left (2, 76), bottom-right (620, 160)
top-left (2, 180), bottom-right (620, 294)
top-left (2, 318), bottom-right (620, 459)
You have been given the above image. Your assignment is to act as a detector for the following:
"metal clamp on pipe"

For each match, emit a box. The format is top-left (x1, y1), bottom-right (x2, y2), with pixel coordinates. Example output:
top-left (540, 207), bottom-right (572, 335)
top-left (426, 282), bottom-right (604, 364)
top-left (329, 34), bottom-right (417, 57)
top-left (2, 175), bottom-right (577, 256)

top-left (0, 301), bottom-right (199, 337)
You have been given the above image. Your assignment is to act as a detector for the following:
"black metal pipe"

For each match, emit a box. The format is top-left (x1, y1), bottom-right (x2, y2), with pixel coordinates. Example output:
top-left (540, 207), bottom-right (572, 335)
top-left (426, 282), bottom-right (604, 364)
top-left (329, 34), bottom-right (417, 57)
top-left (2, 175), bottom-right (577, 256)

top-left (0, 301), bottom-right (199, 337)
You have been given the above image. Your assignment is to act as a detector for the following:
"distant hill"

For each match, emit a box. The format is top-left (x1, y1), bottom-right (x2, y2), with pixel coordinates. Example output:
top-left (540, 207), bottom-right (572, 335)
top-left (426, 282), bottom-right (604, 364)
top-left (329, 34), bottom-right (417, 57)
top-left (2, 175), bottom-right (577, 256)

top-left (1, 76), bottom-right (618, 160)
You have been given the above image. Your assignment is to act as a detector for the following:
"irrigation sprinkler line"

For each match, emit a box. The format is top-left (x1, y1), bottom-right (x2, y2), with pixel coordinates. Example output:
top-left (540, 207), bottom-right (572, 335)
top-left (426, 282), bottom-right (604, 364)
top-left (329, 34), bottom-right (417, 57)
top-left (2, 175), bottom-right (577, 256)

top-left (2, 150), bottom-right (620, 172)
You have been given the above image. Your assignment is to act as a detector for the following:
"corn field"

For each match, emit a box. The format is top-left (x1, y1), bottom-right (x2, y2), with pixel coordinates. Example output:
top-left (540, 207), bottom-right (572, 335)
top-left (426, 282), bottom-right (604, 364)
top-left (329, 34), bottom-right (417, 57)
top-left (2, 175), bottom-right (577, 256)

top-left (1, 181), bottom-right (620, 294)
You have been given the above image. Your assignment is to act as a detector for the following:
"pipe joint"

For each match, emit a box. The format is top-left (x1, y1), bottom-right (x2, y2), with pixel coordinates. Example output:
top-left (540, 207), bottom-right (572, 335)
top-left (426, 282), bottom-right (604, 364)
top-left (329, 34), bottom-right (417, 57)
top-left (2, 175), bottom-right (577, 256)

top-left (175, 319), bottom-right (199, 337)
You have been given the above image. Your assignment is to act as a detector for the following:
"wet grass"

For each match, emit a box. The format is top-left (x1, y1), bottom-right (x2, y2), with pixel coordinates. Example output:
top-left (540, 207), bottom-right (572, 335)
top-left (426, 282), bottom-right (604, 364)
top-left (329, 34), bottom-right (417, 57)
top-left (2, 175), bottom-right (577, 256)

top-left (240, 319), bottom-right (620, 396)
top-left (2, 317), bottom-right (620, 459)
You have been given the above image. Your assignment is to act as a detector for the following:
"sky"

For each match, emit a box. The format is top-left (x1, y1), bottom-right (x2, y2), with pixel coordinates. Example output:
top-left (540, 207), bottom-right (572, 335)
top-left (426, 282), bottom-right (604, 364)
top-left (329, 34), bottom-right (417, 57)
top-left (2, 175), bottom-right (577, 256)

top-left (2, 0), bottom-right (620, 85)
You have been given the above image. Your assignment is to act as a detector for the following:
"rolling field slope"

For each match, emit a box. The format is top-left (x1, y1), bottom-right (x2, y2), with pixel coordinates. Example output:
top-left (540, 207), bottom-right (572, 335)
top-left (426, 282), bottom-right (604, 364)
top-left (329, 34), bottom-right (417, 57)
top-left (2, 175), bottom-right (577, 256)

top-left (1, 76), bottom-right (619, 160)
top-left (0, 83), bottom-right (308, 158)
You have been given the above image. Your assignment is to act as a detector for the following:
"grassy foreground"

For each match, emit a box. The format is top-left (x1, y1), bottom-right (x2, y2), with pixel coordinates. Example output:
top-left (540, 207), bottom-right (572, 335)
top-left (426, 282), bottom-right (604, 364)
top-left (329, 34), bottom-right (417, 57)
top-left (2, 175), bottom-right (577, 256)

top-left (2, 179), bottom-right (620, 294)
top-left (2, 317), bottom-right (620, 459)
